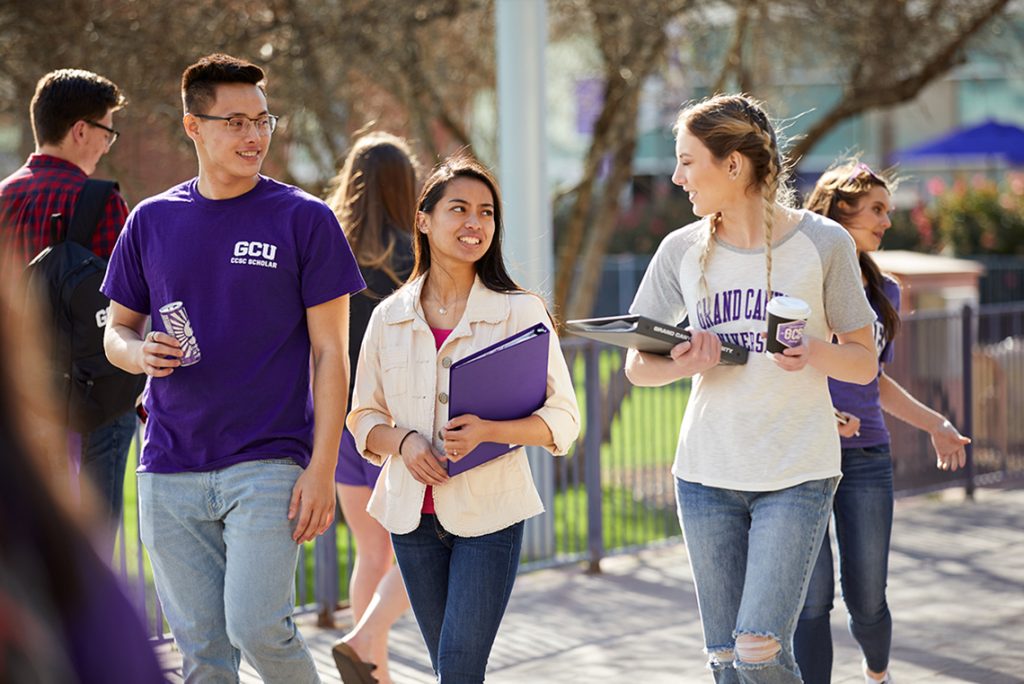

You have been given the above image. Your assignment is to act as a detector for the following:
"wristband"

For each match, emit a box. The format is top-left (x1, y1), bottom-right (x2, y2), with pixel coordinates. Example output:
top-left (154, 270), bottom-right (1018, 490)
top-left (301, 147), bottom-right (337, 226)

top-left (398, 429), bottom-right (417, 456)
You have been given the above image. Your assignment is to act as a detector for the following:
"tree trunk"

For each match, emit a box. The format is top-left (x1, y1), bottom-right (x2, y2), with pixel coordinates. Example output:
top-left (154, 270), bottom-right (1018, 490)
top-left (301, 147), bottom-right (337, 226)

top-left (552, 76), bottom-right (628, 318)
top-left (279, 0), bottom-right (344, 167)
top-left (567, 104), bottom-right (643, 319)
top-left (712, 0), bottom-right (756, 94)
top-left (554, 2), bottom-right (679, 319)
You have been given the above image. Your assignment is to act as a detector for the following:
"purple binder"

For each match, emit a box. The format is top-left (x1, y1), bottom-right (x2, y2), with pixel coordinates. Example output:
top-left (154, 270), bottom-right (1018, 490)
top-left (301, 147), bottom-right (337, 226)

top-left (446, 322), bottom-right (550, 476)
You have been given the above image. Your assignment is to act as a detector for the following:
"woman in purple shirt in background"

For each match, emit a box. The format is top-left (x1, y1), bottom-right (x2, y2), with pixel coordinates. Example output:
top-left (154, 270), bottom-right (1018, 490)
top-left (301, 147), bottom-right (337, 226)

top-left (795, 160), bottom-right (971, 684)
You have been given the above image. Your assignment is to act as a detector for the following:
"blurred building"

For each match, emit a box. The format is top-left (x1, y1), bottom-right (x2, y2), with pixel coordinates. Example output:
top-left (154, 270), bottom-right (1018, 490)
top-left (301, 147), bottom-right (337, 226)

top-left (872, 250), bottom-right (985, 314)
top-left (535, 7), bottom-right (1024, 209)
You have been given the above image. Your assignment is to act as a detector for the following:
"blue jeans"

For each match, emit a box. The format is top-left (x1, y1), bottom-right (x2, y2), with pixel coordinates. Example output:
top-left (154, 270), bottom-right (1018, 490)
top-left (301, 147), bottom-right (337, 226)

top-left (795, 445), bottom-right (894, 683)
top-left (80, 410), bottom-right (136, 529)
top-left (676, 476), bottom-right (839, 684)
top-left (391, 515), bottom-right (524, 684)
top-left (138, 459), bottom-right (319, 684)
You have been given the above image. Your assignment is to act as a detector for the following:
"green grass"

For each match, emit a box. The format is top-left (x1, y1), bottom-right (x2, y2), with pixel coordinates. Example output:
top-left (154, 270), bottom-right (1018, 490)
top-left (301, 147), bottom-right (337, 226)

top-left (551, 348), bottom-right (690, 557)
top-left (570, 347), bottom-right (690, 467)
top-left (550, 483), bottom-right (680, 556)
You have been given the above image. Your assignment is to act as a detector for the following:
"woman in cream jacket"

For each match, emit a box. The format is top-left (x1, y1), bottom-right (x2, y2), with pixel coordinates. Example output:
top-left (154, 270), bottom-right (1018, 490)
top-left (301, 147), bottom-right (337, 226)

top-left (347, 154), bottom-right (579, 684)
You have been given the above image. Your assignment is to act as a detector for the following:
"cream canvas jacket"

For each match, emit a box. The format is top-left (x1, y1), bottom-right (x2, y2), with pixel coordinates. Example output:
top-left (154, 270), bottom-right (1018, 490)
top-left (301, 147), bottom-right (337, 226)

top-left (347, 273), bottom-right (581, 537)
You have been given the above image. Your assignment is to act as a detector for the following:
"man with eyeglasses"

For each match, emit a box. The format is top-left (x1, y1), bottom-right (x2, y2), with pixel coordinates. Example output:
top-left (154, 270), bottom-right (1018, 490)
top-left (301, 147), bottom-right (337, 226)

top-left (0, 69), bottom-right (125, 265)
top-left (0, 68), bottom-right (136, 543)
top-left (102, 53), bottom-right (363, 682)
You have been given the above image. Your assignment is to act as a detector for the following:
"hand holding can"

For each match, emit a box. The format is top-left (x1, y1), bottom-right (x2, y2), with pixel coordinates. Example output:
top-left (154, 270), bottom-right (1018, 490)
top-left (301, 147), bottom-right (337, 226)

top-left (159, 301), bottom-right (201, 366)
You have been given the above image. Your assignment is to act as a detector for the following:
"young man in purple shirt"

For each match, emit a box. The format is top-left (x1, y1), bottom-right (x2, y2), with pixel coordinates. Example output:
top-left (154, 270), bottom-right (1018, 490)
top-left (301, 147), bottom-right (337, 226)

top-left (102, 54), bottom-right (364, 682)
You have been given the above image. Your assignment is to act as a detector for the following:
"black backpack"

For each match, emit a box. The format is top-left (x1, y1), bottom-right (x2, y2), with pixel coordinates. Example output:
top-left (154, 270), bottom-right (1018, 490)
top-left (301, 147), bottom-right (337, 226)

top-left (26, 179), bottom-right (146, 433)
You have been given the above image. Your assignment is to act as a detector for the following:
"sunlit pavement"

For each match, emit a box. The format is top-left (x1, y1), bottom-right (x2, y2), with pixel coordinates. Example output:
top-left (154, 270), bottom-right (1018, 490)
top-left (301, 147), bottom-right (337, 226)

top-left (160, 484), bottom-right (1024, 683)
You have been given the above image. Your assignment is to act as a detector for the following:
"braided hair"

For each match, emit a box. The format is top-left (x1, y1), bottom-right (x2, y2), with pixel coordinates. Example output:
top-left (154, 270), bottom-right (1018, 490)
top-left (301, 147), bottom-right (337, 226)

top-left (673, 94), bottom-right (792, 299)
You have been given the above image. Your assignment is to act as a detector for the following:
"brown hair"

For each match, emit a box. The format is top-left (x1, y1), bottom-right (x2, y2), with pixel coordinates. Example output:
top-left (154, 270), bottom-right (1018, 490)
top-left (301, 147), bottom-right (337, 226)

top-left (805, 159), bottom-right (900, 344)
top-left (30, 69), bottom-right (125, 147)
top-left (325, 132), bottom-right (419, 295)
top-left (673, 94), bottom-right (792, 299)
top-left (411, 153), bottom-right (522, 294)
top-left (181, 53), bottom-right (265, 115)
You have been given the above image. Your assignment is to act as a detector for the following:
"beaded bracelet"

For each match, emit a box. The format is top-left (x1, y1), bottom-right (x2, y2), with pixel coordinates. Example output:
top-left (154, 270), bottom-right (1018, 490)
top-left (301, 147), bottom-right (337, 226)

top-left (398, 429), bottom-right (417, 456)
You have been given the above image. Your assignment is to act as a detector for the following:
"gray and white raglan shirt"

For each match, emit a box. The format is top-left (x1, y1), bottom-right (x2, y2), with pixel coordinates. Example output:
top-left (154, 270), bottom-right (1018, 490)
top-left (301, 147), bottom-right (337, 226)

top-left (630, 210), bottom-right (876, 491)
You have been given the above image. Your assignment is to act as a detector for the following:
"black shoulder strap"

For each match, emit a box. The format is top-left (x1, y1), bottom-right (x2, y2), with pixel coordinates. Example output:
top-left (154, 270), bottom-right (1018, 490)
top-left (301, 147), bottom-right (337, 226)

top-left (67, 179), bottom-right (118, 247)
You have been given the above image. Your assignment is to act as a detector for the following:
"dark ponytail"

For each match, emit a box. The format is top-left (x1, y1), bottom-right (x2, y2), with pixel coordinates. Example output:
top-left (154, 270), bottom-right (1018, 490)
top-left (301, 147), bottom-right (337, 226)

top-left (860, 252), bottom-right (899, 345)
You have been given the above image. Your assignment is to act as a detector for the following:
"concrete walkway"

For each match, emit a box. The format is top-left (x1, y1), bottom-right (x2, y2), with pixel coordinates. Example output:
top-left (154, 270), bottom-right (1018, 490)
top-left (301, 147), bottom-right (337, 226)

top-left (164, 484), bottom-right (1024, 683)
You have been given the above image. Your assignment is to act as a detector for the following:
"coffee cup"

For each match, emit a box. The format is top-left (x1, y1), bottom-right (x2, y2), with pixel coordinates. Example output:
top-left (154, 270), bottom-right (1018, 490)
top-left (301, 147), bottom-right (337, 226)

top-left (766, 296), bottom-right (811, 354)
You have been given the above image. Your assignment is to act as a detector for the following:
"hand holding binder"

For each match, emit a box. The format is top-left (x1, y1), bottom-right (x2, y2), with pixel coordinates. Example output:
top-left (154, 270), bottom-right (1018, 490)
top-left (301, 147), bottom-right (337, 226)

top-left (445, 323), bottom-right (550, 475)
top-left (566, 314), bottom-right (748, 366)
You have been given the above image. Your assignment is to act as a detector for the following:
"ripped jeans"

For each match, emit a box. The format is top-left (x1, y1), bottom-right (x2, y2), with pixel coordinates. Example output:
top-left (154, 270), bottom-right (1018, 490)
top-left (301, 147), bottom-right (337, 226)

top-left (676, 476), bottom-right (839, 683)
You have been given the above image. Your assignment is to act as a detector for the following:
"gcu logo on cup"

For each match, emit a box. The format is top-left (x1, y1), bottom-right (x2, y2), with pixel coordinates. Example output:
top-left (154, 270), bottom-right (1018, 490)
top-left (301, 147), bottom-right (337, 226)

top-left (765, 296), bottom-right (811, 354)
top-left (777, 321), bottom-right (805, 345)
top-left (230, 240), bottom-right (279, 269)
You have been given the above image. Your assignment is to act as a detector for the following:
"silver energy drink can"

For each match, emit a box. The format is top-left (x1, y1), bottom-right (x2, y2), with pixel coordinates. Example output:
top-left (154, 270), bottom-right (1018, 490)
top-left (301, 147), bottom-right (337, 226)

top-left (158, 301), bottom-right (201, 367)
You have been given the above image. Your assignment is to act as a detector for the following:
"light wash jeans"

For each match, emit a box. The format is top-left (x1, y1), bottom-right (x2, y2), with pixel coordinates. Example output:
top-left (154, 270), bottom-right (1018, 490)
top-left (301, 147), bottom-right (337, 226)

top-left (676, 475), bottom-right (840, 684)
top-left (391, 515), bottom-right (524, 684)
top-left (138, 458), bottom-right (319, 684)
top-left (795, 445), bottom-right (895, 683)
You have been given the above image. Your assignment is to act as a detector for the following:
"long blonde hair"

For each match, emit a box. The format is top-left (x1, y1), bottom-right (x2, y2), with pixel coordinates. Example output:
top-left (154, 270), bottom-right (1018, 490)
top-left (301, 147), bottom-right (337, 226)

top-left (673, 94), bottom-right (792, 299)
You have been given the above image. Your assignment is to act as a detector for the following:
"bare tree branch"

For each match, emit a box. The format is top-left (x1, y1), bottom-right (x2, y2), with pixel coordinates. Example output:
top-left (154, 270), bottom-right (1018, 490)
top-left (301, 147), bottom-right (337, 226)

top-left (712, 0), bottom-right (757, 94)
top-left (553, 0), bottom-right (690, 319)
top-left (789, 0), bottom-right (1011, 162)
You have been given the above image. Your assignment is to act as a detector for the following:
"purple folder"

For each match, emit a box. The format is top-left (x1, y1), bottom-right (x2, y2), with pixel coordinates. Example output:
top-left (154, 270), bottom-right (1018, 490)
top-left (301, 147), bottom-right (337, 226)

top-left (446, 322), bottom-right (550, 476)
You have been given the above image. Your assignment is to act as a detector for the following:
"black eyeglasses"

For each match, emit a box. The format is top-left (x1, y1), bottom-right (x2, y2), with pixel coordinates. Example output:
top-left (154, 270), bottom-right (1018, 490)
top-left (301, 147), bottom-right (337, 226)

top-left (85, 120), bottom-right (119, 148)
top-left (190, 113), bottom-right (279, 136)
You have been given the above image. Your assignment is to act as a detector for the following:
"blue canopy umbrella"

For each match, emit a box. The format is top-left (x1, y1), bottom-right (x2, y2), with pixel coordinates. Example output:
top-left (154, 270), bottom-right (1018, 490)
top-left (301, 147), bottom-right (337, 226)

top-left (893, 120), bottom-right (1024, 166)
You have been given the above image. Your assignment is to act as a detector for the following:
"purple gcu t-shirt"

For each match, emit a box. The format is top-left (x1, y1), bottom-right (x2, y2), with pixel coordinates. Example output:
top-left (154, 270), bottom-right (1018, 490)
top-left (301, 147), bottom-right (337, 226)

top-left (101, 176), bottom-right (365, 473)
top-left (828, 276), bottom-right (901, 449)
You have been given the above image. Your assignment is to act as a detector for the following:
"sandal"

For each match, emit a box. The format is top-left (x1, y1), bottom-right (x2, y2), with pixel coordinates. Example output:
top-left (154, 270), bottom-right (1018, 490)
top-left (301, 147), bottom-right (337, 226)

top-left (331, 641), bottom-right (379, 684)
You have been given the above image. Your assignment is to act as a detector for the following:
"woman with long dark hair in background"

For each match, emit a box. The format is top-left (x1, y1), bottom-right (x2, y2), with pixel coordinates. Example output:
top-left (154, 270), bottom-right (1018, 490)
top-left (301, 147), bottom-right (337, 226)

top-left (326, 132), bottom-right (418, 684)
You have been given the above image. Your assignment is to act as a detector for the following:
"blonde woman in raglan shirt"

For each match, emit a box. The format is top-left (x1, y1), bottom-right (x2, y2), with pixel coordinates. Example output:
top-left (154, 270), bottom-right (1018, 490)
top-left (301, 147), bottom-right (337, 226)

top-left (626, 94), bottom-right (878, 683)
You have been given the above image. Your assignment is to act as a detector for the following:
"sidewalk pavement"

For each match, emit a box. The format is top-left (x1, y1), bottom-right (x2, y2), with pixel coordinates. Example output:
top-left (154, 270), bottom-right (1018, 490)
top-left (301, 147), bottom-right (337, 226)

top-left (167, 484), bottom-right (1024, 683)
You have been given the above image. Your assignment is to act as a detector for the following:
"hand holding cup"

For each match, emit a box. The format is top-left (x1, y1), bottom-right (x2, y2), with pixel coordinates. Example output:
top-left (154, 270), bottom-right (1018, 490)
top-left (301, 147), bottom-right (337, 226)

top-left (765, 296), bottom-right (813, 372)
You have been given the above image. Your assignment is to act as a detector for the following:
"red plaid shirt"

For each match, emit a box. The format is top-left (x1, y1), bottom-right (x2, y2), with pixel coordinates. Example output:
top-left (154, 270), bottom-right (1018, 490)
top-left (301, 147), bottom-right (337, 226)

top-left (0, 154), bottom-right (128, 266)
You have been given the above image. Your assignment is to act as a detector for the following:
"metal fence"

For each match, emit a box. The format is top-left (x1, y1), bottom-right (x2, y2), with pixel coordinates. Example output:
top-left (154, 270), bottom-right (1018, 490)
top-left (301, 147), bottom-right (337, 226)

top-left (119, 303), bottom-right (1024, 641)
top-left (972, 256), bottom-right (1024, 306)
top-left (886, 304), bottom-right (1024, 494)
